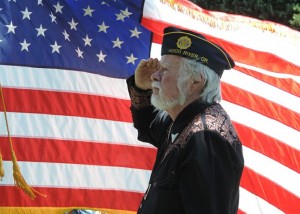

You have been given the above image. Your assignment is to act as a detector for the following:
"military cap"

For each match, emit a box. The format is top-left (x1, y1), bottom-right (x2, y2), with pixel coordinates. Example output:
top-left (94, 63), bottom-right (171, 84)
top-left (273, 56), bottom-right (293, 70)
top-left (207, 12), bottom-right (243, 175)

top-left (161, 27), bottom-right (235, 77)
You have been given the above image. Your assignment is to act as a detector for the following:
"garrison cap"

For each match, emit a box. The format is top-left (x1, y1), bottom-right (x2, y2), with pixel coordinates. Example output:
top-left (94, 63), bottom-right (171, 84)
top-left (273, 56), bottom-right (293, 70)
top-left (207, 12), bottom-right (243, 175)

top-left (161, 27), bottom-right (235, 77)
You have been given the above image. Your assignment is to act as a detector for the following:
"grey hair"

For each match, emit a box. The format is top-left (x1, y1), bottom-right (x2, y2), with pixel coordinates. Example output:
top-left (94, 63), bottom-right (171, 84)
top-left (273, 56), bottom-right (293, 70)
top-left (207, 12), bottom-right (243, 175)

top-left (178, 58), bottom-right (221, 103)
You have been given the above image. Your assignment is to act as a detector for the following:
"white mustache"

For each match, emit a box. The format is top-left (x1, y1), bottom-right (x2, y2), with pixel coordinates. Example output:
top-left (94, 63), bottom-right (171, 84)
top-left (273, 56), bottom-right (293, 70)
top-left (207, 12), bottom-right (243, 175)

top-left (152, 81), bottom-right (161, 89)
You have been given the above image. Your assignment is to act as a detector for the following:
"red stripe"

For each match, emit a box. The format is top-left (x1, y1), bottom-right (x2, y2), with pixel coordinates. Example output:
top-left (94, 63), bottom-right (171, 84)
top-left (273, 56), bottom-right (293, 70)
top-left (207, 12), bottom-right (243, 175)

top-left (1, 88), bottom-right (299, 173)
top-left (235, 65), bottom-right (300, 98)
top-left (142, 17), bottom-right (300, 76)
top-left (3, 85), bottom-right (299, 134)
top-left (237, 210), bottom-right (246, 214)
top-left (234, 123), bottom-right (300, 174)
top-left (241, 167), bottom-right (300, 214)
top-left (0, 137), bottom-right (156, 170)
top-left (0, 87), bottom-right (132, 122)
top-left (0, 186), bottom-right (142, 211)
top-left (222, 82), bottom-right (300, 132)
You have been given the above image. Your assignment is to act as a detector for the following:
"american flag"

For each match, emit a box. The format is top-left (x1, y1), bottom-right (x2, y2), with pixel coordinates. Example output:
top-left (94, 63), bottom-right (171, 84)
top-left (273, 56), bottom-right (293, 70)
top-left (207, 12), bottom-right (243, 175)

top-left (0, 0), bottom-right (299, 213)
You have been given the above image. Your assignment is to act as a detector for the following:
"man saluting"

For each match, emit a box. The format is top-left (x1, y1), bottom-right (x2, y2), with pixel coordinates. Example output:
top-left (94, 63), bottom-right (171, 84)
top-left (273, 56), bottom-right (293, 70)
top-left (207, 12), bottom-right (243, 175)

top-left (127, 26), bottom-right (244, 214)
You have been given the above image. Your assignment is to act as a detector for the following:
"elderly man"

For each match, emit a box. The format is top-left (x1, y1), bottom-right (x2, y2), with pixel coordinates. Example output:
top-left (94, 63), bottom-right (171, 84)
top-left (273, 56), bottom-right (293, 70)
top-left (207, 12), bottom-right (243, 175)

top-left (127, 27), bottom-right (244, 214)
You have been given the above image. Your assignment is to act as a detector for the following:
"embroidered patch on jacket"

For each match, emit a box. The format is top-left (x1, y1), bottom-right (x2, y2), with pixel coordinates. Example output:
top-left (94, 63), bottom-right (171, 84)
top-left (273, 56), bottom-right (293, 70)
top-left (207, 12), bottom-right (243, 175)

top-left (204, 104), bottom-right (240, 146)
top-left (129, 86), bottom-right (152, 109)
top-left (161, 104), bottom-right (240, 163)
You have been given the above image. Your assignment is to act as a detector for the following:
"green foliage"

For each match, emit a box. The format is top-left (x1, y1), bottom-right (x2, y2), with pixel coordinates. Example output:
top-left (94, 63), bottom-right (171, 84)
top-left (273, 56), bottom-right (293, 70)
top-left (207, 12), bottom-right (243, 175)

top-left (290, 4), bottom-right (300, 30)
top-left (190, 0), bottom-right (300, 31)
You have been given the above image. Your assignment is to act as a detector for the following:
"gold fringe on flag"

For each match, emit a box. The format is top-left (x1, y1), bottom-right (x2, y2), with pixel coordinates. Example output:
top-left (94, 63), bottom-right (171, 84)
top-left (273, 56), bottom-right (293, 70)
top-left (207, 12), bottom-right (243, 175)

top-left (0, 153), bottom-right (4, 180)
top-left (0, 84), bottom-right (46, 199)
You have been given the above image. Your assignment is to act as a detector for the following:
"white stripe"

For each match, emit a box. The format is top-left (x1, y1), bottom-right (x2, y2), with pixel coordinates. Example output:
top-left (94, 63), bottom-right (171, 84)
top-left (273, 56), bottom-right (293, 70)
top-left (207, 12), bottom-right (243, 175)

top-left (239, 187), bottom-right (285, 214)
top-left (243, 146), bottom-right (300, 197)
top-left (151, 43), bottom-right (300, 114)
top-left (1, 102), bottom-right (298, 151)
top-left (0, 112), bottom-right (154, 148)
top-left (222, 101), bottom-right (300, 151)
top-left (2, 161), bottom-right (150, 193)
top-left (236, 62), bottom-right (300, 83)
top-left (144, 0), bottom-right (300, 66)
top-left (3, 51), bottom-right (299, 118)
top-left (222, 69), bottom-right (300, 114)
top-left (0, 65), bottom-right (130, 100)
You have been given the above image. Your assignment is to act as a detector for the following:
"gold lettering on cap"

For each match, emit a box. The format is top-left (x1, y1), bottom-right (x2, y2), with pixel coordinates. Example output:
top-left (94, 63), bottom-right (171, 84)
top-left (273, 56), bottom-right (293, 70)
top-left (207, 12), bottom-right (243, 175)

top-left (183, 51), bottom-right (198, 58)
top-left (168, 48), bottom-right (182, 54)
top-left (199, 57), bottom-right (208, 64)
top-left (176, 36), bottom-right (192, 50)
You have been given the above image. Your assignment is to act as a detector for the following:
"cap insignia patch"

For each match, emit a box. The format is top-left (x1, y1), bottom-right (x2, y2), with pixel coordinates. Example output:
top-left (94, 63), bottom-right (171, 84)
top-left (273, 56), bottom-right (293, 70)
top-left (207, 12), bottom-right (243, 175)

top-left (176, 36), bottom-right (192, 50)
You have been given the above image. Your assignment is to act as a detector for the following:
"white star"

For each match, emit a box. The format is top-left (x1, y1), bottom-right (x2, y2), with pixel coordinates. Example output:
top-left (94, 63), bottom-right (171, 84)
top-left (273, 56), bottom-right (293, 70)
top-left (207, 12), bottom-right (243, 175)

top-left (126, 53), bottom-right (138, 64)
top-left (20, 39), bottom-right (30, 52)
top-left (35, 25), bottom-right (47, 37)
top-left (82, 35), bottom-right (92, 46)
top-left (112, 37), bottom-right (124, 49)
top-left (115, 12), bottom-right (126, 21)
top-left (49, 12), bottom-right (57, 23)
top-left (50, 41), bottom-right (61, 53)
top-left (96, 50), bottom-right (106, 62)
top-left (68, 18), bottom-right (78, 30)
top-left (98, 21), bottom-right (109, 33)
top-left (53, 2), bottom-right (63, 14)
top-left (130, 27), bottom-right (142, 38)
top-left (21, 7), bottom-right (32, 20)
top-left (101, 1), bottom-right (109, 6)
top-left (83, 5), bottom-right (94, 17)
top-left (62, 30), bottom-right (70, 41)
top-left (37, 0), bottom-right (43, 5)
top-left (5, 21), bottom-right (17, 34)
top-left (121, 8), bottom-right (132, 17)
top-left (76, 47), bottom-right (84, 58)
top-left (8, 0), bottom-right (16, 2)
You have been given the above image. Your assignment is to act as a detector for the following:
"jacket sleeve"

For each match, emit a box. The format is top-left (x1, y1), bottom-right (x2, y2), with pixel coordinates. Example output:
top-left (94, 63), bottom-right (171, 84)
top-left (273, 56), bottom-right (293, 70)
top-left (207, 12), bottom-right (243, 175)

top-left (126, 75), bottom-right (171, 148)
top-left (179, 131), bottom-right (243, 214)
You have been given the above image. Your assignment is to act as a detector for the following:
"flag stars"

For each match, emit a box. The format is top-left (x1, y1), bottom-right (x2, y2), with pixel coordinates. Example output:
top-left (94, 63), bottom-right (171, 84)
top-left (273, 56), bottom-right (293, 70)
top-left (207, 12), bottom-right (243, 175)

top-left (121, 8), bottom-right (132, 17)
top-left (126, 54), bottom-right (138, 64)
top-left (20, 39), bottom-right (30, 52)
top-left (53, 2), bottom-right (64, 14)
top-left (68, 18), bottom-right (78, 30)
top-left (76, 47), bottom-right (84, 58)
top-left (101, 1), bottom-right (109, 6)
top-left (62, 30), bottom-right (70, 41)
top-left (5, 21), bottom-right (17, 34)
top-left (49, 12), bottom-right (57, 23)
top-left (35, 25), bottom-right (47, 37)
top-left (97, 50), bottom-right (106, 62)
top-left (37, 0), bottom-right (43, 5)
top-left (83, 5), bottom-right (94, 17)
top-left (98, 21), bottom-right (109, 33)
top-left (82, 34), bottom-right (92, 46)
top-left (21, 7), bottom-right (32, 20)
top-left (130, 27), bottom-right (142, 38)
top-left (112, 37), bottom-right (124, 49)
top-left (115, 12), bottom-right (126, 21)
top-left (50, 41), bottom-right (61, 53)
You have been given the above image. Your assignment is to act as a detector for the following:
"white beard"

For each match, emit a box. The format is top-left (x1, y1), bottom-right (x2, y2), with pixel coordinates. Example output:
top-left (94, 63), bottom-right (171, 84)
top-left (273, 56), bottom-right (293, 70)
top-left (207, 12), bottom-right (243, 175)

top-left (151, 81), bottom-right (186, 110)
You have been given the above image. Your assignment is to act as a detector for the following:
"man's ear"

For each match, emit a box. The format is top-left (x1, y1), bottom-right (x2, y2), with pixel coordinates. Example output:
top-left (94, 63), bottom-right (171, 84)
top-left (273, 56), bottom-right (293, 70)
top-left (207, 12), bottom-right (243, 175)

top-left (191, 78), bottom-right (205, 93)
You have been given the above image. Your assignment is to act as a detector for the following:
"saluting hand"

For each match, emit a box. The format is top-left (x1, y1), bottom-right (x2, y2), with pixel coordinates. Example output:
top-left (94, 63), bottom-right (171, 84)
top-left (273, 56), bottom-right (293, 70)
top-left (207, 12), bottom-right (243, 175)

top-left (135, 58), bottom-right (160, 90)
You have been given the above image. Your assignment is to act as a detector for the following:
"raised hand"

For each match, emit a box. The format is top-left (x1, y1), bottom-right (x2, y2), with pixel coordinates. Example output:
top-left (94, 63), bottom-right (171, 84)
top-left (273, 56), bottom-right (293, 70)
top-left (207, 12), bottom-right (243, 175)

top-left (134, 58), bottom-right (160, 90)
